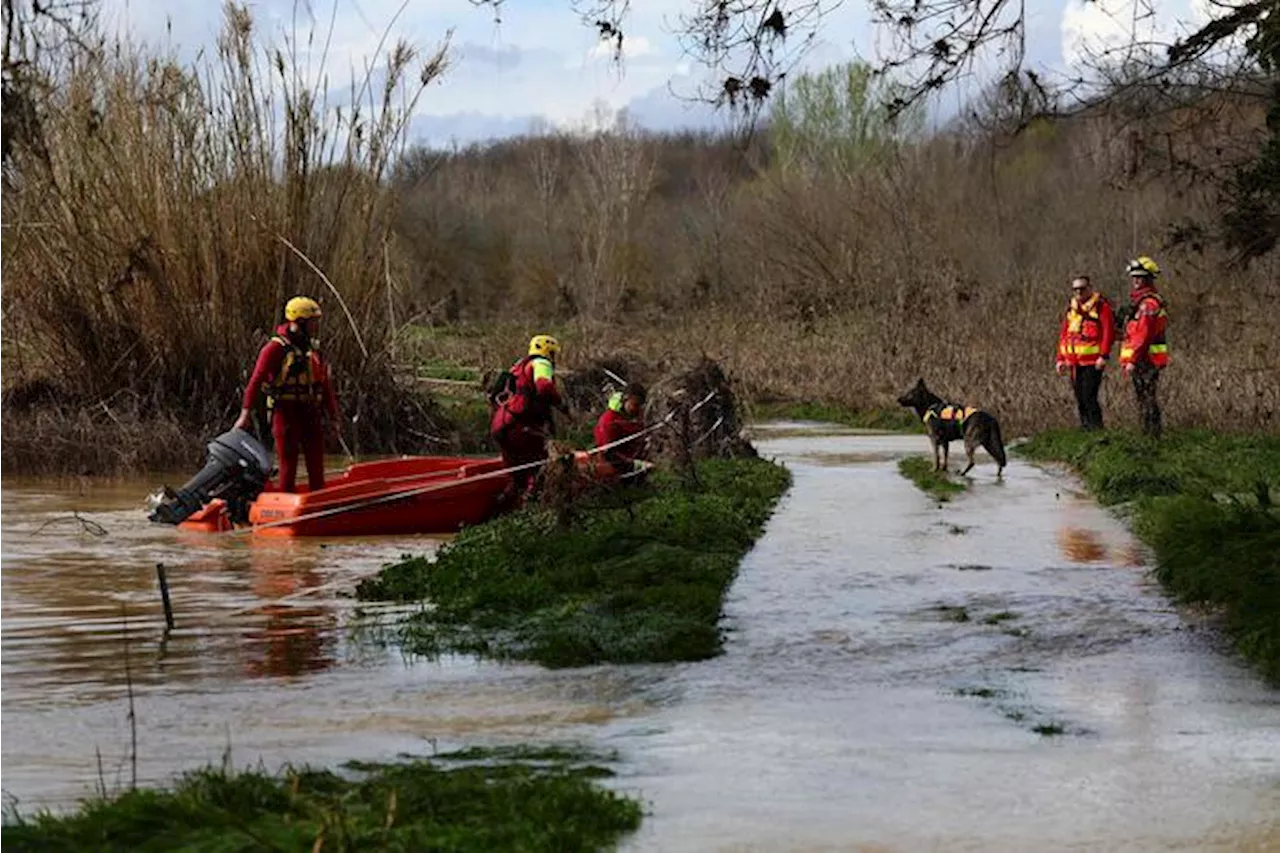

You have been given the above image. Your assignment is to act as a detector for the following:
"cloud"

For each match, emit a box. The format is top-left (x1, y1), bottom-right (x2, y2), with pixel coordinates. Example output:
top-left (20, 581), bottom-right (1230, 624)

top-left (109, 0), bottom-right (1173, 145)
top-left (408, 110), bottom-right (544, 148)
top-left (1061, 0), bottom-right (1215, 70)
top-left (587, 35), bottom-right (655, 62)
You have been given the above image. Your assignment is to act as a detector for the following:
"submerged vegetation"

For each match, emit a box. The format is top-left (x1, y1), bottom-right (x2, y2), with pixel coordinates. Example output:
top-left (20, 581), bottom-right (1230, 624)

top-left (898, 456), bottom-right (968, 502)
top-left (1, 750), bottom-right (642, 852)
top-left (357, 457), bottom-right (791, 667)
top-left (1018, 429), bottom-right (1280, 683)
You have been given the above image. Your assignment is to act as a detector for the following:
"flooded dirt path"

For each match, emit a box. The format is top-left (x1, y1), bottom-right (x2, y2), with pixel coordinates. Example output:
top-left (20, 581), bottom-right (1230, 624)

top-left (3, 429), bottom-right (1278, 851)
top-left (608, 425), bottom-right (1280, 852)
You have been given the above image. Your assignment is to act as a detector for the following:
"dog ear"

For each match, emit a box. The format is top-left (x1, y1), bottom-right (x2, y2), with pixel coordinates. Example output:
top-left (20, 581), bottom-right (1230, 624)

top-left (915, 378), bottom-right (926, 390)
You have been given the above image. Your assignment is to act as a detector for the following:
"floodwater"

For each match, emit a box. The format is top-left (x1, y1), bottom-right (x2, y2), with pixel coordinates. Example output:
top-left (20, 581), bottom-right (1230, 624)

top-left (3, 428), bottom-right (1278, 851)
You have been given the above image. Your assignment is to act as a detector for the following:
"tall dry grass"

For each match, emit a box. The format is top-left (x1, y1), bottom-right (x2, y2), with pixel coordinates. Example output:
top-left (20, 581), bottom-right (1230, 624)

top-left (392, 104), bottom-right (1279, 437)
top-left (2, 3), bottom-right (450, 472)
top-left (4, 23), bottom-right (1278, 477)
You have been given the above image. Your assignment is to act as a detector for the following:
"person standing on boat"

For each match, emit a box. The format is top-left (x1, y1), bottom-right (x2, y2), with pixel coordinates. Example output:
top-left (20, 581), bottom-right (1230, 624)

top-left (488, 334), bottom-right (568, 500)
top-left (234, 296), bottom-right (339, 492)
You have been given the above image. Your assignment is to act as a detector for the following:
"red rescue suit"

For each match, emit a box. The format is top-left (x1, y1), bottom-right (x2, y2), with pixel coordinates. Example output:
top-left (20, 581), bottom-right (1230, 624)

top-left (490, 355), bottom-right (563, 494)
top-left (593, 393), bottom-right (645, 475)
top-left (1120, 287), bottom-right (1170, 368)
top-left (243, 324), bottom-right (339, 492)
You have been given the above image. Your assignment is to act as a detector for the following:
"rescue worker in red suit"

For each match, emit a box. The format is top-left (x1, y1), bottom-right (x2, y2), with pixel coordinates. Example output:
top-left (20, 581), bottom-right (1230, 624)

top-left (1119, 256), bottom-right (1170, 438)
top-left (234, 296), bottom-right (340, 492)
top-left (1055, 274), bottom-right (1115, 431)
top-left (489, 334), bottom-right (568, 500)
top-left (593, 383), bottom-right (649, 478)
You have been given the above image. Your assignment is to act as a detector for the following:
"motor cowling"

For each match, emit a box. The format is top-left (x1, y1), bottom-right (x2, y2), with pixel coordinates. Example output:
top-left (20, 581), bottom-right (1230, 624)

top-left (148, 428), bottom-right (272, 525)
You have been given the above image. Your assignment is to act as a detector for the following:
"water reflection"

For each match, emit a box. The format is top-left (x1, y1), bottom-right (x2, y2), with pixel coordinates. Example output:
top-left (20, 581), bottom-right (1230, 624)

top-left (1057, 526), bottom-right (1108, 563)
top-left (0, 480), bottom-right (441, 700)
top-left (242, 552), bottom-right (337, 679)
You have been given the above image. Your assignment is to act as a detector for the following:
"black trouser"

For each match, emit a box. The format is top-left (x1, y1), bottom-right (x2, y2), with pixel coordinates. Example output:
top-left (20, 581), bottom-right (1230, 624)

top-left (1132, 362), bottom-right (1162, 438)
top-left (1071, 365), bottom-right (1105, 431)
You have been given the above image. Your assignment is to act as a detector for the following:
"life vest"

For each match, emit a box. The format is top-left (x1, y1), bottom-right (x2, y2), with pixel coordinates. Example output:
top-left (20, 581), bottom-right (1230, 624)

top-left (266, 334), bottom-right (327, 408)
top-left (1120, 290), bottom-right (1169, 368)
top-left (923, 403), bottom-right (977, 443)
top-left (1063, 293), bottom-right (1106, 358)
top-left (489, 355), bottom-right (554, 434)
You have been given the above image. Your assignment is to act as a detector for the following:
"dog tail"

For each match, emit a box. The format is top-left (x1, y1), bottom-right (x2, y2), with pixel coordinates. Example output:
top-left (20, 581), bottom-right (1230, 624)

top-left (986, 416), bottom-right (1007, 469)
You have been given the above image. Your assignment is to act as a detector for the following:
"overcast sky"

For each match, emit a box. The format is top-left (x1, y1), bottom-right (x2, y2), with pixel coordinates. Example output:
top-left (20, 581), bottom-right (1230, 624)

top-left (99, 0), bottom-right (1217, 147)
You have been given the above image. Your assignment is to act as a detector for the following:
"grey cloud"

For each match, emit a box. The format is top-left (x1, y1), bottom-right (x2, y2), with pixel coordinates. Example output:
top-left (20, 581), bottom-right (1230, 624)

top-left (408, 110), bottom-right (548, 148)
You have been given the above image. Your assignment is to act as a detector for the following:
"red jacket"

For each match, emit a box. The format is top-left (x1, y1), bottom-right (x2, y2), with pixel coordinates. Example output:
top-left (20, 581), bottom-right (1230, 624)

top-left (243, 324), bottom-right (339, 418)
top-left (1057, 292), bottom-right (1115, 367)
top-left (490, 355), bottom-right (563, 435)
top-left (594, 406), bottom-right (645, 466)
top-left (1120, 287), bottom-right (1169, 368)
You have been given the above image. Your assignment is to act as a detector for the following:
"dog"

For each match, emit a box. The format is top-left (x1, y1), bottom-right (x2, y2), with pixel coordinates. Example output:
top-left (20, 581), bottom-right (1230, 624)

top-left (896, 378), bottom-right (1007, 477)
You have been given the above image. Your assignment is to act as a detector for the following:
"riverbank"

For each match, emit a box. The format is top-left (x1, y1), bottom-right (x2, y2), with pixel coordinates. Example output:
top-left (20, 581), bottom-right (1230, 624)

top-left (1017, 429), bottom-right (1280, 683)
top-left (1, 747), bottom-right (642, 851)
top-left (356, 457), bottom-right (791, 668)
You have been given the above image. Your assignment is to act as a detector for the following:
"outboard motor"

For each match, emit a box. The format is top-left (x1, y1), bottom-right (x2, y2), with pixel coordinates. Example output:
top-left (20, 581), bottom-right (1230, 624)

top-left (148, 428), bottom-right (273, 525)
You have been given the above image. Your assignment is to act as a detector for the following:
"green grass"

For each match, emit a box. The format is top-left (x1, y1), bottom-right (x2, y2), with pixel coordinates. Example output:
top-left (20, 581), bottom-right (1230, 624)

top-left (749, 400), bottom-right (920, 432)
top-left (933, 604), bottom-right (971, 623)
top-left (417, 357), bottom-right (480, 382)
top-left (1, 752), bottom-right (642, 852)
top-left (1018, 428), bottom-right (1280, 683)
top-left (357, 458), bottom-right (791, 668)
top-left (898, 456), bottom-right (968, 502)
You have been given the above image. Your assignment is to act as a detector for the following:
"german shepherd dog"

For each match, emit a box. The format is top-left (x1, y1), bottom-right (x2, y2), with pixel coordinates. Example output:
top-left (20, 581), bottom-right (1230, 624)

top-left (896, 379), bottom-right (1007, 477)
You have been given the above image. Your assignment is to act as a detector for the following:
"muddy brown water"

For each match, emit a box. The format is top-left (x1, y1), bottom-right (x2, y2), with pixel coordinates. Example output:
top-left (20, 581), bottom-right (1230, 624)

top-left (2, 428), bottom-right (1278, 851)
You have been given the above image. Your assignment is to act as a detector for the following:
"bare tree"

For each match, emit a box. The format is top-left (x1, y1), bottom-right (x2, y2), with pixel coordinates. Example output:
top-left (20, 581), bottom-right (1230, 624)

top-left (569, 103), bottom-right (656, 322)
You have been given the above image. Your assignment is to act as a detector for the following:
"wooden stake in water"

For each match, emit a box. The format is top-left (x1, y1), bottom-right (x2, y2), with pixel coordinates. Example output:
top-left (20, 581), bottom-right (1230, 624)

top-left (156, 563), bottom-right (174, 630)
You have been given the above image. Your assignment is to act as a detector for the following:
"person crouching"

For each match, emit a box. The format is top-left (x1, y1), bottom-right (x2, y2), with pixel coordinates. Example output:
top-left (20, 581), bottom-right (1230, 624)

top-left (593, 383), bottom-right (650, 479)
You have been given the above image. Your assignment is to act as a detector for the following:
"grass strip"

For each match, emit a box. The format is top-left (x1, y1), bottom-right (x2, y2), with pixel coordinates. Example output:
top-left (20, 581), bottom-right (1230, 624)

top-left (749, 400), bottom-right (920, 432)
top-left (898, 456), bottom-right (967, 502)
top-left (2, 752), bottom-right (642, 852)
top-left (357, 457), bottom-right (791, 668)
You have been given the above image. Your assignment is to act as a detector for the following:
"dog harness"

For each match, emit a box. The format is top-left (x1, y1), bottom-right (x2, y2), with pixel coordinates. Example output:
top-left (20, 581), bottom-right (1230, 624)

top-left (923, 403), bottom-right (978, 443)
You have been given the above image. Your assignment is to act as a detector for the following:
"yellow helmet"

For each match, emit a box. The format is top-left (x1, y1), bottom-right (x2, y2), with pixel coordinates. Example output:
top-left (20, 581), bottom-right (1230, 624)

top-left (1126, 256), bottom-right (1160, 279)
top-left (284, 296), bottom-right (323, 321)
top-left (528, 334), bottom-right (560, 359)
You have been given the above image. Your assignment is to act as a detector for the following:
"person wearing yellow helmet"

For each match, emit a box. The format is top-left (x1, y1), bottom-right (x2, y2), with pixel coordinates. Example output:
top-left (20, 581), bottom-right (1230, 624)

top-left (1119, 256), bottom-right (1170, 438)
top-left (488, 333), bottom-right (569, 501)
top-left (234, 295), bottom-right (340, 491)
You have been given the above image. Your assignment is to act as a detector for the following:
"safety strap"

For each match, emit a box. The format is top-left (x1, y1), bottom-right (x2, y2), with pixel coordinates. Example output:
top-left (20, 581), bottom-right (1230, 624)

top-left (227, 389), bottom-right (720, 536)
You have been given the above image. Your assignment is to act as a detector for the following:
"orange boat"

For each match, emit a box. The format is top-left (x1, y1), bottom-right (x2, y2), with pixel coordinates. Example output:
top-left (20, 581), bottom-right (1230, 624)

top-left (149, 429), bottom-right (632, 538)
top-left (177, 454), bottom-right (514, 537)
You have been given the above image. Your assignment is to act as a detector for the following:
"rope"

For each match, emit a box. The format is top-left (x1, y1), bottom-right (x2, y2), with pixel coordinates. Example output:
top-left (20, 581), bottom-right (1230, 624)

top-left (225, 389), bottom-right (719, 536)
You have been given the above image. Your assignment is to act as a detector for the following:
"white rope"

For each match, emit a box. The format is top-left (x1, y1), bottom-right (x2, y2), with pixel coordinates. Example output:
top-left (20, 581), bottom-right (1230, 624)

top-left (224, 389), bottom-right (719, 536)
